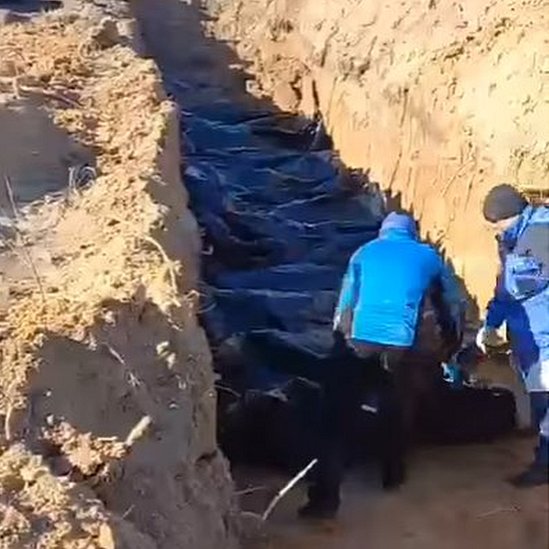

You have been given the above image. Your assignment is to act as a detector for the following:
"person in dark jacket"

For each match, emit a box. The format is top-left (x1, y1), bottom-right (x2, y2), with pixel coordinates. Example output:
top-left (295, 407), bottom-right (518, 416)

top-left (299, 212), bottom-right (464, 519)
top-left (476, 184), bottom-right (549, 487)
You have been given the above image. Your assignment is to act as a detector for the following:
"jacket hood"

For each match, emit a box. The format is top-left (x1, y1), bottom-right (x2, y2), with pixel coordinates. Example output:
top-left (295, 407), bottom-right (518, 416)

top-left (379, 212), bottom-right (418, 239)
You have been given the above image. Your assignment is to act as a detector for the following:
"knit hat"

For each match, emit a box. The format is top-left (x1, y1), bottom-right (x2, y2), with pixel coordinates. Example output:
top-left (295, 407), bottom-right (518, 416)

top-left (483, 184), bottom-right (528, 222)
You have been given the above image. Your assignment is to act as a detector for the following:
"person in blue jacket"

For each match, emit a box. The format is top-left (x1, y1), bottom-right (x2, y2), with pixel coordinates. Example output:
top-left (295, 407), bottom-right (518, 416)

top-left (300, 212), bottom-right (464, 519)
top-left (476, 184), bottom-right (549, 487)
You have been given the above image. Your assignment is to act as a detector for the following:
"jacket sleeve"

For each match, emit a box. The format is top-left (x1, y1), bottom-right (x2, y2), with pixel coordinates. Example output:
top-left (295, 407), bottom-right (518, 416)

top-left (430, 254), bottom-right (465, 354)
top-left (437, 258), bottom-right (464, 326)
top-left (485, 273), bottom-right (510, 329)
top-left (485, 237), bottom-right (512, 329)
top-left (333, 252), bottom-right (361, 335)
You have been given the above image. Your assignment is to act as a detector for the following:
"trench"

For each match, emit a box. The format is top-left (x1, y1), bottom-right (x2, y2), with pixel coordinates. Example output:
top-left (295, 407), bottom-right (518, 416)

top-left (163, 39), bottom-right (510, 473)
top-left (174, 79), bottom-right (387, 469)
top-left (133, 0), bottom-right (504, 472)
top-left (132, 0), bottom-right (386, 470)
top-left (131, 2), bottom-right (549, 548)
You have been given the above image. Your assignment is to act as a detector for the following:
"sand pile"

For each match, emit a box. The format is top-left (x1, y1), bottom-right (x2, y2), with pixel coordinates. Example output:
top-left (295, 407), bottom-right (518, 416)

top-left (210, 0), bottom-right (549, 308)
top-left (0, 4), bottom-right (236, 547)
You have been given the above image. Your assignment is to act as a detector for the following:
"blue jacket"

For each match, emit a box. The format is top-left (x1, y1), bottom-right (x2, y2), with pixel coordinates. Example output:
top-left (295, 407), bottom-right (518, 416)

top-left (486, 205), bottom-right (549, 374)
top-left (334, 213), bottom-right (463, 348)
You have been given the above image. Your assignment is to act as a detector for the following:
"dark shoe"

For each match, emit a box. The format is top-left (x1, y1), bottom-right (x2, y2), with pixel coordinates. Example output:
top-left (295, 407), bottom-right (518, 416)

top-left (382, 460), bottom-right (406, 490)
top-left (297, 501), bottom-right (338, 520)
top-left (508, 463), bottom-right (549, 488)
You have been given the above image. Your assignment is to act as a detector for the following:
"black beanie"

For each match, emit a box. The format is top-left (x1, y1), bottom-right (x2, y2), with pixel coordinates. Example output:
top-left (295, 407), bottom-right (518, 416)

top-left (483, 184), bottom-right (528, 222)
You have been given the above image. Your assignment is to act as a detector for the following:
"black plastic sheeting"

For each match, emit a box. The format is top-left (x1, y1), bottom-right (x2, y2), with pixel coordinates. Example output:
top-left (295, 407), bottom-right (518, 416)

top-left (167, 89), bottom-right (386, 468)
top-left (176, 98), bottom-right (386, 385)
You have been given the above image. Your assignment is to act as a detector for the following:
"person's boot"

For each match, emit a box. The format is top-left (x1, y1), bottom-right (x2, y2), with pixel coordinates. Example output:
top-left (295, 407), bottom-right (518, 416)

top-left (297, 500), bottom-right (338, 520)
top-left (382, 457), bottom-right (406, 490)
top-left (508, 462), bottom-right (549, 488)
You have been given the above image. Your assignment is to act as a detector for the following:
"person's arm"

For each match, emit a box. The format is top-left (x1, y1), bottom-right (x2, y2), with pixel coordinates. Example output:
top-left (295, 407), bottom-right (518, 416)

top-left (438, 260), bottom-right (464, 323)
top-left (333, 251), bottom-right (361, 338)
top-left (485, 231), bottom-right (515, 328)
top-left (429, 254), bottom-right (465, 358)
top-left (476, 239), bottom-right (511, 352)
top-left (485, 272), bottom-right (509, 329)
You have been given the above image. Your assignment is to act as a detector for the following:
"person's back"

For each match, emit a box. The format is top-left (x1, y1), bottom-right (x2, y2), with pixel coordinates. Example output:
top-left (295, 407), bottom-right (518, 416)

top-left (335, 212), bottom-right (461, 351)
top-left (300, 212), bottom-right (463, 520)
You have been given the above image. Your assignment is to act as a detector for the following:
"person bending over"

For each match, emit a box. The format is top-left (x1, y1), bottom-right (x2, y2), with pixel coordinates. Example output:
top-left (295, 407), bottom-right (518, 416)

top-left (477, 184), bottom-right (548, 487)
top-left (300, 212), bottom-right (464, 519)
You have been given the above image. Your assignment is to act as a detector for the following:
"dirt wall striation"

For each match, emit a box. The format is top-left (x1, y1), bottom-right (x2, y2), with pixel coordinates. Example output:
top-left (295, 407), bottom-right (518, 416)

top-left (210, 0), bottom-right (549, 310)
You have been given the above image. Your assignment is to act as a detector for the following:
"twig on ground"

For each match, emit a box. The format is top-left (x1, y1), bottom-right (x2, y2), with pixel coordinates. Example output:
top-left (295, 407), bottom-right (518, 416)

top-left (235, 486), bottom-right (269, 496)
top-left (4, 176), bottom-right (19, 222)
top-left (477, 506), bottom-right (519, 519)
top-left (103, 343), bottom-right (141, 388)
top-left (261, 458), bottom-right (318, 521)
top-left (241, 510), bottom-right (262, 520)
top-left (215, 384), bottom-right (241, 398)
top-left (121, 504), bottom-right (135, 520)
top-left (124, 415), bottom-right (152, 447)
top-left (3, 175), bottom-right (47, 307)
top-left (17, 82), bottom-right (82, 109)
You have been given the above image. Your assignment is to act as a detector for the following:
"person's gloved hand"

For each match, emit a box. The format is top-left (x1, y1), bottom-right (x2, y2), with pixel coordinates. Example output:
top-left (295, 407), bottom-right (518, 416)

top-left (475, 326), bottom-right (505, 354)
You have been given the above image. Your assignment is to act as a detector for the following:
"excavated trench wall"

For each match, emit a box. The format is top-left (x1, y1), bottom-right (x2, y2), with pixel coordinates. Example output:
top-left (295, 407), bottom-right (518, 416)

top-left (210, 0), bottom-right (549, 310)
top-left (0, 2), bottom-right (236, 547)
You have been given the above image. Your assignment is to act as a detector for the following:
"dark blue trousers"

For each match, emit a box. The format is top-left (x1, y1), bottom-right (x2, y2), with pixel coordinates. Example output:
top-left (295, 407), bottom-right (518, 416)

top-left (531, 391), bottom-right (549, 467)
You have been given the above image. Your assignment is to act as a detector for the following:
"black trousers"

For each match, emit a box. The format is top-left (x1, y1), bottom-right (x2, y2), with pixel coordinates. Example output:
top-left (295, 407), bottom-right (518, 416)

top-left (307, 338), bottom-right (441, 512)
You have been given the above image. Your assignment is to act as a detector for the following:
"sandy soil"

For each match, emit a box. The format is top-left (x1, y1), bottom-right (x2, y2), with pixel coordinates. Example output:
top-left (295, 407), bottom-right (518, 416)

top-left (236, 438), bottom-right (548, 549)
top-left (211, 0), bottom-right (549, 309)
top-left (231, 362), bottom-right (547, 549)
top-left (0, 1), bottom-right (547, 547)
top-left (0, 3), bottom-right (236, 547)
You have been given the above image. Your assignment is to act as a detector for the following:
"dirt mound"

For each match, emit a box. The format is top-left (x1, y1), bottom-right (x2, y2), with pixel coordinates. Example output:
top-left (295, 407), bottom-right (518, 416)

top-left (0, 4), bottom-right (236, 548)
top-left (0, 444), bottom-right (156, 548)
top-left (210, 0), bottom-right (549, 309)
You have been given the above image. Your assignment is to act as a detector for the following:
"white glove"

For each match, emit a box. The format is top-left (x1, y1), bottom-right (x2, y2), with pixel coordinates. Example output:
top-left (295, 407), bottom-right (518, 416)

top-left (475, 326), bottom-right (505, 354)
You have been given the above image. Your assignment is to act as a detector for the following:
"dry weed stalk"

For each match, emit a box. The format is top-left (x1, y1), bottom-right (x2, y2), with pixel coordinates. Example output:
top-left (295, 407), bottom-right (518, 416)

top-left (3, 402), bottom-right (13, 442)
top-left (141, 234), bottom-right (179, 299)
top-left (2, 175), bottom-right (47, 308)
top-left (103, 342), bottom-right (141, 388)
top-left (235, 486), bottom-right (269, 497)
top-left (68, 165), bottom-right (95, 193)
top-left (17, 83), bottom-right (82, 108)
